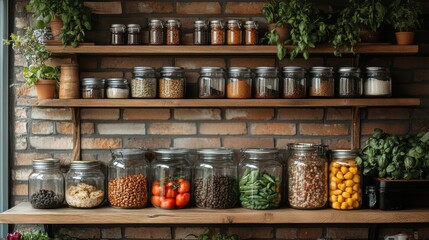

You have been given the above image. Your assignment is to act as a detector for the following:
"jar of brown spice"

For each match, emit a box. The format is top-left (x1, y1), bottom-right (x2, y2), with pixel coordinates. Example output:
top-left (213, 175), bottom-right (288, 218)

top-left (194, 20), bottom-right (209, 45)
top-left (227, 67), bottom-right (252, 99)
top-left (210, 20), bottom-right (225, 45)
top-left (254, 67), bottom-right (279, 99)
top-left (159, 66), bottom-right (186, 98)
top-left (227, 20), bottom-right (242, 45)
top-left (149, 19), bottom-right (164, 45)
top-left (166, 19), bottom-right (181, 45)
top-left (110, 24), bottom-right (126, 45)
top-left (309, 67), bottom-right (335, 97)
top-left (198, 67), bottom-right (225, 98)
top-left (282, 66), bottom-right (307, 99)
top-left (81, 78), bottom-right (105, 99)
top-left (244, 20), bottom-right (258, 45)
top-left (127, 24), bottom-right (141, 45)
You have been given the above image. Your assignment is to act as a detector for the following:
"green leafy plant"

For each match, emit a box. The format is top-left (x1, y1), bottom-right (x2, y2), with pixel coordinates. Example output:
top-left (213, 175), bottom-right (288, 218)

top-left (357, 0), bottom-right (386, 32)
top-left (27, 0), bottom-right (63, 28)
top-left (387, 0), bottom-right (422, 32)
top-left (7, 230), bottom-right (75, 240)
top-left (24, 64), bottom-right (60, 87)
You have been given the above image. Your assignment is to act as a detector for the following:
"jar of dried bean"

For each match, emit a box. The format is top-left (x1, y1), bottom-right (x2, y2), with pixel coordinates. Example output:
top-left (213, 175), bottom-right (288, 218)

top-left (309, 67), bottom-right (335, 97)
top-left (194, 148), bottom-right (238, 209)
top-left (194, 20), bottom-right (209, 45)
top-left (210, 20), bottom-right (225, 45)
top-left (106, 78), bottom-right (129, 99)
top-left (254, 67), bottom-right (279, 99)
top-left (166, 19), bottom-right (181, 45)
top-left (337, 67), bottom-right (363, 97)
top-left (227, 20), bottom-right (242, 45)
top-left (110, 24), bottom-right (126, 45)
top-left (287, 143), bottom-right (328, 209)
top-left (127, 24), bottom-right (141, 45)
top-left (65, 161), bottom-right (105, 209)
top-left (28, 159), bottom-right (64, 209)
top-left (108, 148), bottom-right (149, 208)
top-left (198, 67), bottom-right (225, 98)
top-left (239, 149), bottom-right (282, 210)
top-left (131, 67), bottom-right (157, 98)
top-left (159, 66), bottom-right (186, 98)
top-left (364, 67), bottom-right (392, 97)
top-left (151, 148), bottom-right (191, 209)
top-left (149, 19), bottom-right (164, 45)
top-left (282, 66), bottom-right (307, 98)
top-left (329, 150), bottom-right (361, 210)
top-left (226, 67), bottom-right (252, 99)
top-left (244, 20), bottom-right (258, 45)
top-left (81, 78), bottom-right (105, 99)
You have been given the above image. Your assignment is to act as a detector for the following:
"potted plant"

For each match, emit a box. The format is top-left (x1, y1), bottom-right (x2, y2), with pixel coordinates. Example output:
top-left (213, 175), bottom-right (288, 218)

top-left (387, 0), bottom-right (422, 45)
top-left (27, 0), bottom-right (63, 39)
top-left (356, 0), bottom-right (386, 42)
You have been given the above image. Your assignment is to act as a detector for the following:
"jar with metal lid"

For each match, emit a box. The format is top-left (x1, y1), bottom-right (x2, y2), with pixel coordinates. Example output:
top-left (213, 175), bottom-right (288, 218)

top-left (81, 78), bottom-right (105, 99)
top-left (110, 24), bottom-right (126, 45)
top-left (194, 20), bottom-right (209, 45)
top-left (106, 78), bottom-right (129, 98)
top-left (337, 67), bottom-right (363, 97)
top-left (127, 24), bottom-right (141, 45)
top-left (65, 161), bottom-right (105, 209)
top-left (194, 148), bottom-right (238, 209)
top-left (226, 67), bottom-right (252, 98)
top-left (131, 67), bottom-right (157, 98)
top-left (159, 66), bottom-right (186, 98)
top-left (287, 143), bottom-right (328, 209)
top-left (151, 148), bottom-right (191, 209)
top-left (364, 67), bottom-right (392, 97)
top-left (227, 20), bottom-right (242, 45)
top-left (244, 20), bottom-right (258, 45)
top-left (166, 19), bottom-right (181, 45)
top-left (108, 148), bottom-right (149, 208)
top-left (310, 67), bottom-right (335, 97)
top-left (254, 67), bottom-right (279, 98)
top-left (149, 19), bottom-right (164, 45)
top-left (28, 159), bottom-right (64, 209)
top-left (282, 67), bottom-right (307, 98)
top-left (210, 20), bottom-right (225, 45)
top-left (329, 150), bottom-right (361, 210)
top-left (198, 67), bottom-right (225, 98)
top-left (239, 149), bottom-right (282, 209)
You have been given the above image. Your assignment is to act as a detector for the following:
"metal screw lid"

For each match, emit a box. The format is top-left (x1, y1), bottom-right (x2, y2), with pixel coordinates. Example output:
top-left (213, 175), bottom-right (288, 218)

top-left (330, 149), bottom-right (358, 158)
top-left (200, 67), bottom-right (224, 73)
top-left (70, 160), bottom-right (100, 170)
top-left (282, 66), bottom-right (305, 72)
top-left (81, 78), bottom-right (104, 86)
top-left (32, 158), bottom-right (60, 169)
top-left (338, 67), bottom-right (361, 73)
top-left (244, 20), bottom-right (259, 28)
top-left (255, 67), bottom-right (278, 74)
top-left (160, 66), bottom-right (184, 73)
top-left (133, 66), bottom-right (155, 73)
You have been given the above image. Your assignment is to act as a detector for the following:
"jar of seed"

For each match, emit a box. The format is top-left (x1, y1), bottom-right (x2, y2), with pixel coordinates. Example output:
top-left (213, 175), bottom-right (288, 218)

top-left (226, 67), bottom-right (252, 98)
top-left (106, 78), bottom-right (130, 99)
top-left (244, 20), bottom-right (258, 45)
top-left (194, 20), bottom-right (209, 45)
top-left (282, 66), bottom-right (307, 98)
top-left (159, 66), bottom-right (186, 98)
top-left (309, 67), bottom-right (335, 97)
top-left (110, 24), bottom-right (126, 45)
top-left (210, 20), bottom-right (225, 45)
top-left (227, 20), bottom-right (242, 45)
top-left (364, 67), bottom-right (392, 97)
top-left (198, 67), bottom-right (225, 98)
top-left (127, 24), bottom-right (141, 45)
top-left (131, 67), bottom-right (157, 98)
top-left (81, 78), bottom-right (105, 99)
top-left (166, 19), bottom-right (181, 45)
top-left (149, 19), bottom-right (164, 45)
top-left (337, 67), bottom-right (363, 97)
top-left (254, 67), bottom-right (279, 98)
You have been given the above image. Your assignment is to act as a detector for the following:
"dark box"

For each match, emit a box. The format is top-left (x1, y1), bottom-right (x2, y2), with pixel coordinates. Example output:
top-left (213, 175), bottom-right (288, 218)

top-left (376, 178), bottom-right (429, 210)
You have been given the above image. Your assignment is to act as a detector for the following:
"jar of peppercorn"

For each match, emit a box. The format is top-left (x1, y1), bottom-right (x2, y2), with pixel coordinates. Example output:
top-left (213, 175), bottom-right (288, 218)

top-left (149, 19), bottom-right (164, 45)
top-left (254, 67), bottom-right (280, 99)
top-left (226, 67), bottom-right (252, 98)
top-left (227, 20), bottom-right (242, 45)
top-left (210, 20), bottom-right (225, 45)
top-left (244, 20), bottom-right (258, 45)
top-left (81, 78), bottom-right (105, 99)
top-left (309, 67), bottom-right (335, 97)
top-left (282, 66), bottom-right (307, 98)
top-left (194, 20), bottom-right (209, 45)
top-left (166, 19), bottom-right (181, 45)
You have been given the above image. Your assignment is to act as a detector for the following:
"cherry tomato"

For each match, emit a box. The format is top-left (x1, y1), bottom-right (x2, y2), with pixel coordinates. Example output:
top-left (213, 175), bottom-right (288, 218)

top-left (151, 196), bottom-right (162, 207)
top-left (160, 198), bottom-right (175, 209)
top-left (165, 188), bottom-right (178, 198)
top-left (177, 179), bottom-right (190, 193)
top-left (176, 193), bottom-right (190, 208)
top-left (151, 184), bottom-right (164, 196)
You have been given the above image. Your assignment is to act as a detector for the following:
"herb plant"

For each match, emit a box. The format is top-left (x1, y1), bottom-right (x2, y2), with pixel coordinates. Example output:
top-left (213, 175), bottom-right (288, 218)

top-left (27, 0), bottom-right (63, 28)
top-left (387, 0), bottom-right (422, 32)
top-left (357, 0), bottom-right (386, 32)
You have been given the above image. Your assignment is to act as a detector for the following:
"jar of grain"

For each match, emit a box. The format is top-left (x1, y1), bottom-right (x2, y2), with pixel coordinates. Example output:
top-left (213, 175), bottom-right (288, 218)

top-left (364, 67), bottom-right (392, 97)
top-left (210, 20), bottom-right (225, 45)
top-left (81, 78), bottom-right (105, 99)
top-left (309, 67), bottom-right (335, 97)
top-left (108, 148), bottom-right (149, 208)
top-left (159, 67), bottom-right (186, 98)
top-left (166, 19), bottom-right (181, 45)
top-left (244, 20), bottom-right (258, 45)
top-left (110, 24), bottom-right (126, 45)
top-left (226, 67), bottom-right (252, 99)
top-left (149, 19), bottom-right (164, 45)
top-left (282, 66), bottom-right (307, 98)
top-left (131, 67), bottom-right (157, 98)
top-left (227, 20), bottom-right (242, 45)
top-left (337, 67), bottom-right (363, 97)
top-left (254, 67), bottom-right (279, 99)
top-left (198, 67), bottom-right (225, 98)
top-left (194, 20), bottom-right (209, 45)
top-left (65, 161), bottom-right (105, 209)
top-left (127, 24), bottom-right (141, 45)
top-left (106, 78), bottom-right (129, 98)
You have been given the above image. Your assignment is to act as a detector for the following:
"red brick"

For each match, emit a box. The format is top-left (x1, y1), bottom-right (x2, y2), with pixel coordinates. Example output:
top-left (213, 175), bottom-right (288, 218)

top-left (56, 122), bottom-right (94, 135)
top-left (417, 227), bottom-right (429, 239)
top-left (15, 107), bottom-right (27, 119)
top-left (97, 123), bottom-right (146, 135)
top-left (367, 108), bottom-right (411, 120)
top-left (124, 227), bottom-right (171, 239)
top-left (326, 108), bottom-right (352, 120)
top-left (15, 17), bottom-right (28, 29)
top-left (200, 123), bottom-right (247, 135)
top-left (15, 153), bottom-right (52, 166)
top-left (278, 108), bottom-right (324, 120)
top-left (326, 227), bottom-right (368, 239)
top-left (324, 138), bottom-right (352, 149)
top-left (326, 57), bottom-right (355, 67)
top-left (184, 71), bottom-right (199, 84)
top-left (30, 136), bottom-right (72, 150)
top-left (394, 83), bottom-right (429, 97)
top-left (11, 168), bottom-right (32, 181)
top-left (251, 123), bottom-right (296, 135)
top-left (298, 228), bottom-right (323, 239)
top-left (101, 227), bottom-right (121, 239)
top-left (15, 121), bottom-right (27, 136)
top-left (78, 57), bottom-right (98, 69)
top-left (176, 58), bottom-right (225, 69)
top-left (362, 122), bottom-right (409, 135)
top-left (31, 108), bottom-right (72, 120)
top-left (101, 57), bottom-right (173, 69)
top-left (361, 57), bottom-right (390, 68)
top-left (15, 2), bottom-right (27, 13)
top-left (58, 227), bottom-right (101, 239)
top-left (84, 2), bottom-right (122, 14)
top-left (174, 108), bottom-right (221, 120)
top-left (176, 2), bottom-right (221, 14)
top-left (31, 121), bottom-right (53, 135)
top-left (80, 72), bottom-right (124, 79)
top-left (413, 109), bottom-right (429, 119)
top-left (81, 138), bottom-right (122, 149)
top-left (276, 138), bottom-right (322, 149)
top-left (414, 69), bottom-right (429, 81)
top-left (148, 123), bottom-right (196, 135)
top-left (175, 227), bottom-right (220, 239)
top-left (124, 137), bottom-right (172, 149)
top-left (223, 137), bottom-right (274, 148)
top-left (228, 227), bottom-right (274, 239)
top-left (300, 123), bottom-right (349, 136)
top-left (45, 57), bottom-right (73, 66)
top-left (125, 1), bottom-right (173, 14)
top-left (81, 109), bottom-right (120, 120)
top-left (225, 108), bottom-right (274, 120)
top-left (225, 2), bottom-right (265, 14)
top-left (173, 138), bottom-right (221, 148)
top-left (276, 227), bottom-right (298, 239)
top-left (394, 57), bottom-right (429, 69)
top-left (15, 137), bottom-right (27, 150)
top-left (391, 70), bottom-right (413, 83)
top-left (15, 85), bottom-right (34, 97)
top-left (123, 108), bottom-right (171, 120)
top-left (230, 58), bottom-right (276, 68)
top-left (12, 183), bottom-right (28, 196)
top-left (280, 57), bottom-right (324, 68)
top-left (411, 120), bottom-right (429, 132)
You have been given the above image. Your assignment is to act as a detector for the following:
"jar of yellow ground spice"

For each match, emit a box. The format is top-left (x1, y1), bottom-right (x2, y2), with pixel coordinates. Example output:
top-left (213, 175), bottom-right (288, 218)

top-left (226, 67), bottom-right (252, 98)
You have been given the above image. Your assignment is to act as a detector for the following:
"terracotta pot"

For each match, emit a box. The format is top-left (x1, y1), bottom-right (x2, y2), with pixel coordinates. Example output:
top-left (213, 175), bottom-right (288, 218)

top-left (35, 79), bottom-right (57, 99)
top-left (59, 64), bottom-right (80, 99)
top-left (395, 32), bottom-right (415, 45)
top-left (359, 25), bottom-right (380, 43)
top-left (268, 23), bottom-right (292, 44)
top-left (50, 17), bottom-right (63, 40)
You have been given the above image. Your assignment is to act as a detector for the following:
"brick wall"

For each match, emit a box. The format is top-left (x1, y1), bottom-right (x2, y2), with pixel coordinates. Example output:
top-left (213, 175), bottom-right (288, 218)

top-left (9, 0), bottom-right (429, 239)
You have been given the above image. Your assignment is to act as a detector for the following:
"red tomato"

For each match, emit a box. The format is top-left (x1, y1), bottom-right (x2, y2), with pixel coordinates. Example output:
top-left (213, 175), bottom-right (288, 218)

top-left (178, 179), bottom-right (190, 193)
top-left (176, 193), bottom-right (190, 208)
top-left (165, 188), bottom-right (177, 198)
top-left (151, 196), bottom-right (162, 207)
top-left (160, 198), bottom-right (175, 209)
top-left (151, 184), bottom-right (164, 196)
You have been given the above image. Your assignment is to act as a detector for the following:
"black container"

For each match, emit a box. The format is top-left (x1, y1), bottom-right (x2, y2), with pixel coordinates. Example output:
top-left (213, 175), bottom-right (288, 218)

top-left (376, 178), bottom-right (429, 210)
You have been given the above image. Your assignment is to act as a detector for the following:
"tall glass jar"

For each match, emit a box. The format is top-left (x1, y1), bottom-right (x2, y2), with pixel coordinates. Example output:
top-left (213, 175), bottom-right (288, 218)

top-left (149, 19), bottom-right (164, 45)
top-left (282, 67), bottom-right (307, 98)
top-left (166, 19), bottom-right (181, 45)
top-left (110, 24), bottom-right (126, 45)
top-left (239, 149), bottom-right (282, 210)
top-left (244, 20), bottom-right (258, 45)
top-left (210, 20), bottom-right (225, 45)
top-left (65, 161), bottom-right (105, 209)
top-left (194, 20), bottom-right (209, 45)
top-left (108, 148), bottom-right (149, 208)
top-left (28, 159), bottom-right (64, 209)
top-left (287, 143), bottom-right (328, 209)
top-left (226, 67), bottom-right (252, 99)
top-left (81, 78), bottom-right (105, 99)
top-left (227, 20), bottom-right (242, 45)
top-left (127, 24), bottom-right (141, 45)
top-left (309, 67), bottom-right (335, 97)
top-left (151, 148), bottom-right (191, 209)
top-left (198, 67), bottom-right (225, 98)
top-left (131, 66), bottom-right (157, 98)
top-left (194, 148), bottom-right (238, 209)
top-left (364, 67), bottom-right (392, 97)
top-left (254, 67), bottom-right (279, 99)
top-left (106, 78), bottom-right (129, 99)
top-left (337, 67), bottom-right (363, 97)
top-left (159, 67), bottom-right (186, 98)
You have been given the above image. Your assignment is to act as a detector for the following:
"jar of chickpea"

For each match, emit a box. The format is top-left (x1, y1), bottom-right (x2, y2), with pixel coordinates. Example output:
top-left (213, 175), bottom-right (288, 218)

top-left (329, 150), bottom-right (361, 210)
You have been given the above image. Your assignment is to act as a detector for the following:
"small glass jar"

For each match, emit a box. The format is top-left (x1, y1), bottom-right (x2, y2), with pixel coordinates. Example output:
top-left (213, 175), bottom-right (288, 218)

top-left (149, 19), bottom-right (164, 45)
top-left (210, 20), bottom-right (225, 45)
top-left (194, 20), bottom-right (209, 45)
top-left (287, 143), bottom-right (328, 209)
top-left (28, 159), bottom-right (64, 209)
top-left (364, 67), bottom-right (392, 97)
top-left (194, 148), bottom-right (238, 209)
top-left (226, 67), bottom-right (252, 99)
top-left (127, 24), bottom-right (141, 45)
top-left (166, 19), bottom-right (181, 45)
top-left (106, 78), bottom-right (129, 99)
top-left (198, 67), bottom-right (225, 98)
top-left (81, 78), bottom-right (105, 99)
top-left (282, 66), bottom-right (307, 98)
top-left (159, 66), bottom-right (186, 99)
top-left (151, 148), bottom-right (191, 209)
top-left (227, 20), bottom-right (242, 45)
top-left (110, 24), bottom-right (126, 45)
top-left (310, 67), bottom-right (335, 97)
top-left (244, 20), bottom-right (258, 45)
top-left (108, 149), bottom-right (149, 208)
top-left (254, 67), bottom-right (279, 99)
top-left (65, 161), bottom-right (105, 209)
top-left (131, 67), bottom-right (157, 98)
top-left (239, 149), bottom-right (282, 210)
top-left (329, 150), bottom-right (361, 210)
top-left (337, 67), bottom-right (363, 97)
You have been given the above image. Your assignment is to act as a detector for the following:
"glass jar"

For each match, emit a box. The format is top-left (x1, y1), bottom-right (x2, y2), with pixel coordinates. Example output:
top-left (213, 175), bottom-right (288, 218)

top-left (108, 148), bottom-right (149, 208)
top-left (194, 20), bottom-right (209, 45)
top-left (65, 161), bottom-right (105, 209)
top-left (149, 19), bottom-right (164, 45)
top-left (254, 67), bottom-right (279, 99)
top-left (309, 67), bottom-right (335, 97)
top-left (28, 159), bottom-right (64, 209)
top-left (210, 20), bottom-right (225, 45)
top-left (194, 148), bottom-right (238, 209)
top-left (329, 150), bottom-right (361, 210)
top-left (81, 78), bottom-right (105, 99)
top-left (166, 19), bottom-right (181, 45)
top-left (159, 66), bottom-right (186, 98)
top-left (110, 24), bottom-right (126, 45)
top-left (131, 67), bottom-right (157, 98)
top-left (106, 78), bottom-right (129, 99)
top-left (364, 67), bottom-right (392, 97)
top-left (239, 149), bottom-right (282, 209)
top-left (337, 67), bottom-right (363, 97)
top-left (127, 24), bottom-right (141, 45)
top-left (151, 148), bottom-right (191, 209)
top-left (226, 67), bottom-right (252, 99)
top-left (287, 143), bottom-right (328, 209)
top-left (244, 20), bottom-right (258, 45)
top-left (282, 67), bottom-right (307, 98)
top-left (198, 67), bottom-right (225, 98)
top-left (227, 20), bottom-right (242, 45)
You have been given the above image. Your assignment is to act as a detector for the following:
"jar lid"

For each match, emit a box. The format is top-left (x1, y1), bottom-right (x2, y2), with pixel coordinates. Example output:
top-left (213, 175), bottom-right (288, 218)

top-left (32, 158), bottom-right (60, 168)
top-left (106, 78), bottom-right (128, 85)
top-left (242, 148), bottom-right (279, 154)
top-left (197, 148), bottom-right (234, 155)
top-left (288, 143), bottom-right (318, 151)
top-left (81, 78), bottom-right (104, 86)
top-left (200, 67), bottom-right (224, 73)
top-left (366, 67), bottom-right (389, 72)
top-left (229, 67), bottom-right (251, 73)
top-left (166, 19), bottom-right (181, 26)
top-left (282, 66), bottom-right (305, 73)
top-left (127, 24), bottom-right (141, 29)
top-left (155, 148), bottom-right (189, 155)
top-left (161, 66), bottom-right (184, 73)
top-left (194, 20), bottom-right (208, 26)
top-left (255, 67), bottom-right (278, 74)
top-left (111, 148), bottom-right (147, 156)
top-left (210, 20), bottom-right (223, 25)
top-left (330, 149), bottom-right (358, 158)
top-left (244, 20), bottom-right (258, 28)
top-left (133, 66), bottom-right (155, 73)
top-left (227, 20), bottom-right (241, 25)
top-left (70, 160), bottom-right (100, 170)
top-left (310, 66), bottom-right (333, 73)
top-left (338, 67), bottom-right (361, 73)
top-left (111, 24), bottom-right (126, 28)
top-left (149, 19), bottom-right (164, 26)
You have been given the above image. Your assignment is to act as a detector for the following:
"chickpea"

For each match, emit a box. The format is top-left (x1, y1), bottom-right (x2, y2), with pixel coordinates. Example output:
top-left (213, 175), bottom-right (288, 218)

top-left (352, 192), bottom-right (359, 200)
top-left (340, 166), bottom-right (348, 174)
top-left (344, 172), bottom-right (354, 180)
top-left (338, 183), bottom-right (346, 191)
top-left (331, 167), bottom-right (340, 175)
top-left (349, 166), bottom-right (358, 174)
top-left (330, 195), bottom-right (337, 203)
top-left (332, 202), bottom-right (341, 209)
top-left (337, 195), bottom-right (344, 203)
top-left (353, 184), bottom-right (359, 191)
top-left (346, 197), bottom-right (354, 207)
top-left (330, 181), bottom-right (337, 190)
top-left (353, 174), bottom-right (361, 183)
top-left (345, 187), bottom-right (353, 194)
top-left (345, 179), bottom-right (354, 187)
top-left (342, 192), bottom-right (351, 198)
top-left (332, 189), bottom-right (342, 195)
top-left (336, 171), bottom-right (344, 180)
top-left (340, 202), bottom-right (348, 209)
